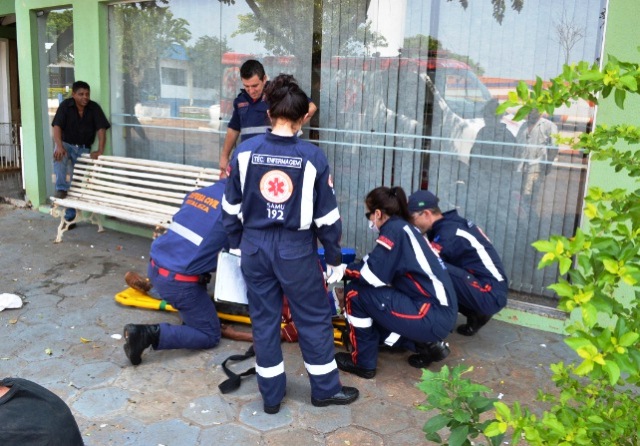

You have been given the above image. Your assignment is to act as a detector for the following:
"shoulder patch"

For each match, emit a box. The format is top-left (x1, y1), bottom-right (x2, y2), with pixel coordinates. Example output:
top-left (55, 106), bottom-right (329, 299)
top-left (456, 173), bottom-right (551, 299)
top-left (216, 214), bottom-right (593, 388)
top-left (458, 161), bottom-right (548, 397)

top-left (238, 102), bottom-right (249, 108)
top-left (376, 235), bottom-right (395, 250)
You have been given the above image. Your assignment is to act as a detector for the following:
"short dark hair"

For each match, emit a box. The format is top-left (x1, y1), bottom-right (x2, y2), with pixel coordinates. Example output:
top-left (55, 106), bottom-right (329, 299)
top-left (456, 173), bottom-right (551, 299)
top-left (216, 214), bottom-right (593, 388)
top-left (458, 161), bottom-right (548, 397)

top-left (263, 74), bottom-right (309, 123)
top-left (240, 60), bottom-right (266, 80)
top-left (72, 81), bottom-right (90, 93)
top-left (365, 186), bottom-right (411, 222)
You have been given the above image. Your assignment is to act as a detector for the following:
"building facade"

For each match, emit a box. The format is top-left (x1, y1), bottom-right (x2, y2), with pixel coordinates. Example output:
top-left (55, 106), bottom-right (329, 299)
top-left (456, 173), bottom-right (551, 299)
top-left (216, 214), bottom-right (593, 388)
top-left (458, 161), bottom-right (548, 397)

top-left (1, 0), bottom-right (637, 330)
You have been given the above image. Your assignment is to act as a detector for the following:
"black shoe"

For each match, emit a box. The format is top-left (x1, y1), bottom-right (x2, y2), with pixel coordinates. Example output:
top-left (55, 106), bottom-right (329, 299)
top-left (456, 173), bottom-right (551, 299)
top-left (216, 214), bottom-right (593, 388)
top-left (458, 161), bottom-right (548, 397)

top-left (311, 386), bottom-right (359, 407)
top-left (123, 324), bottom-right (160, 366)
top-left (54, 190), bottom-right (67, 199)
top-left (264, 403), bottom-right (281, 414)
top-left (408, 341), bottom-right (450, 369)
top-left (456, 314), bottom-right (492, 336)
top-left (335, 352), bottom-right (376, 379)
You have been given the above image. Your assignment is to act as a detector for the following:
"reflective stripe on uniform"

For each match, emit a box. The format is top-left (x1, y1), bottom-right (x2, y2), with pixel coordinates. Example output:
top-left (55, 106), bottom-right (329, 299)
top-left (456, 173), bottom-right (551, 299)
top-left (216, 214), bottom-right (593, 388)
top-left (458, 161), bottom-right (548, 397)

top-left (384, 332), bottom-right (400, 346)
top-left (255, 361), bottom-right (285, 378)
top-left (346, 313), bottom-right (373, 328)
top-left (237, 151), bottom-right (251, 195)
top-left (304, 359), bottom-right (337, 376)
top-left (299, 161), bottom-right (317, 230)
top-left (240, 126), bottom-right (269, 137)
top-left (222, 196), bottom-right (241, 216)
top-left (403, 225), bottom-right (449, 306)
top-left (315, 207), bottom-right (340, 228)
top-left (168, 221), bottom-right (203, 246)
top-left (360, 262), bottom-right (387, 287)
top-left (456, 229), bottom-right (505, 282)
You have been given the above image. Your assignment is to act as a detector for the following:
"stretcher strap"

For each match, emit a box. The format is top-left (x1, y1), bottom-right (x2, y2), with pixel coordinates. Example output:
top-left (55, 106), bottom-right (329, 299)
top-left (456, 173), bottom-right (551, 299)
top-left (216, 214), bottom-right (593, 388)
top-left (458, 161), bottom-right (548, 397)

top-left (218, 344), bottom-right (256, 394)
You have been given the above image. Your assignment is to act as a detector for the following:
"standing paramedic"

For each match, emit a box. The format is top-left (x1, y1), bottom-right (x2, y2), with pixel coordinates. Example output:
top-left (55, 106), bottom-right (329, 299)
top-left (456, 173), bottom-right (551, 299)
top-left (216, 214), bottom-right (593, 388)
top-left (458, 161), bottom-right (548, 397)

top-left (334, 186), bottom-right (458, 377)
top-left (218, 59), bottom-right (317, 178)
top-left (52, 81), bottom-right (110, 221)
top-left (222, 74), bottom-right (358, 414)
top-left (122, 180), bottom-right (233, 366)
top-left (409, 190), bottom-right (508, 337)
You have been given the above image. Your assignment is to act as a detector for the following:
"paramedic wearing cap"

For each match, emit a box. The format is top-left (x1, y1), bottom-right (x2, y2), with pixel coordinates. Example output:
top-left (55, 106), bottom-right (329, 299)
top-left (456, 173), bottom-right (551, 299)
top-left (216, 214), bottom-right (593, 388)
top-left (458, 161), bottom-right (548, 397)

top-left (219, 60), bottom-right (317, 178)
top-left (409, 190), bottom-right (508, 336)
top-left (122, 180), bottom-right (230, 366)
top-left (334, 186), bottom-right (458, 379)
top-left (222, 74), bottom-right (358, 414)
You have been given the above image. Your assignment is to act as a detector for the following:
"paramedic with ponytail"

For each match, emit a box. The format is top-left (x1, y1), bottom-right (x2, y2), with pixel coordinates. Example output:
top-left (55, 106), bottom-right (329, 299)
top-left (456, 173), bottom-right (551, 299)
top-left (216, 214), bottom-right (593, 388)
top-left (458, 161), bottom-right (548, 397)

top-left (222, 74), bottom-right (358, 414)
top-left (335, 186), bottom-right (458, 378)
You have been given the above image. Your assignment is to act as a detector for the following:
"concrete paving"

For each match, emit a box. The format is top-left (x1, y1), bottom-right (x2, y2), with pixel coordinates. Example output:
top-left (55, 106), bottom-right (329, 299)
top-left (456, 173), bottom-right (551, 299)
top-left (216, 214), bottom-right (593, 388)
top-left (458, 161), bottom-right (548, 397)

top-left (0, 203), bottom-right (575, 445)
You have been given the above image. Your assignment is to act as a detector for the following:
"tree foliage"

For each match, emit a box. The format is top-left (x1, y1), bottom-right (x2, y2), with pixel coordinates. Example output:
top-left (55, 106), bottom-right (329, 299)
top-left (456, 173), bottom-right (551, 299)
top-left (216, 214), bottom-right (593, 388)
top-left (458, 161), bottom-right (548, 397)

top-left (447, 0), bottom-right (524, 24)
top-left (419, 55), bottom-right (640, 445)
top-left (111, 1), bottom-right (191, 99)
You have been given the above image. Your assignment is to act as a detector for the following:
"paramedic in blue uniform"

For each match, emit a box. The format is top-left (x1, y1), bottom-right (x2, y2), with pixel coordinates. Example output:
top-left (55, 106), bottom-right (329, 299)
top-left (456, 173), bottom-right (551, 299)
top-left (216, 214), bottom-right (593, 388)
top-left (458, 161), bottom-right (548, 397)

top-left (52, 80), bottom-right (110, 222)
top-left (408, 190), bottom-right (508, 336)
top-left (219, 59), bottom-right (317, 178)
top-left (122, 180), bottom-right (230, 366)
top-left (222, 74), bottom-right (358, 414)
top-left (335, 186), bottom-right (458, 378)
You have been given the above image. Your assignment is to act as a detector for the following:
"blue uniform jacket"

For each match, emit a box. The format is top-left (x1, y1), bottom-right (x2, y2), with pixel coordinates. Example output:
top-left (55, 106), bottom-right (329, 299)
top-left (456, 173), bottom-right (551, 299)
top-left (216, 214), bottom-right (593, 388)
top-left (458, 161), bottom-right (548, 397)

top-left (428, 210), bottom-right (508, 287)
top-left (222, 131), bottom-right (343, 266)
top-left (228, 88), bottom-right (270, 142)
top-left (150, 180), bottom-right (230, 275)
top-left (346, 216), bottom-right (456, 311)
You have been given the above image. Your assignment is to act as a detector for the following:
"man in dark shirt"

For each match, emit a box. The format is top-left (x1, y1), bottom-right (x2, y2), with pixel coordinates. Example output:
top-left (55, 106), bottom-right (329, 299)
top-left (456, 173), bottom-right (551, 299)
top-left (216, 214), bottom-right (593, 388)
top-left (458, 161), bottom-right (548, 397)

top-left (52, 80), bottom-right (110, 221)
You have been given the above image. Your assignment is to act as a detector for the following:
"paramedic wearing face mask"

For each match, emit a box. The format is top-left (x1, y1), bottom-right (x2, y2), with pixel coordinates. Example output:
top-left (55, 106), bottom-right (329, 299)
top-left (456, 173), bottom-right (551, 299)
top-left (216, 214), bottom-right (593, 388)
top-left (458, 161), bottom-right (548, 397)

top-left (335, 186), bottom-right (458, 379)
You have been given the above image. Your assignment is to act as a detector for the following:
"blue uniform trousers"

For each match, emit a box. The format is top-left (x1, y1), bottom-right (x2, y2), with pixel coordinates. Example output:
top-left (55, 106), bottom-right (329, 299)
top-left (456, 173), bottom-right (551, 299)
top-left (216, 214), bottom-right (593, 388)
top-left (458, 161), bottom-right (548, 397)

top-left (148, 264), bottom-right (221, 350)
top-left (345, 282), bottom-right (455, 370)
top-left (240, 227), bottom-right (342, 407)
top-left (445, 263), bottom-right (508, 317)
top-left (53, 142), bottom-right (90, 221)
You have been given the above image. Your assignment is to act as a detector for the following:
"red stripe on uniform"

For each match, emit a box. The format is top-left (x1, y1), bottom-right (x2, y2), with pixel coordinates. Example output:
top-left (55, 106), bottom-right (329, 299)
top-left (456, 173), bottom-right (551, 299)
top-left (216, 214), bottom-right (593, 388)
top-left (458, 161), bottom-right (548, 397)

top-left (344, 290), bottom-right (361, 364)
top-left (391, 302), bottom-right (431, 319)
top-left (471, 281), bottom-right (492, 293)
top-left (405, 273), bottom-right (430, 297)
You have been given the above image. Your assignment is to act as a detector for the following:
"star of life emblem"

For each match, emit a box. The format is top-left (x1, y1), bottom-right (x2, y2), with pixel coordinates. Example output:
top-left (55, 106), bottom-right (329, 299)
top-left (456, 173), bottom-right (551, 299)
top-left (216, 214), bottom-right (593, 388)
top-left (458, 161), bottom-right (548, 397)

top-left (260, 170), bottom-right (294, 203)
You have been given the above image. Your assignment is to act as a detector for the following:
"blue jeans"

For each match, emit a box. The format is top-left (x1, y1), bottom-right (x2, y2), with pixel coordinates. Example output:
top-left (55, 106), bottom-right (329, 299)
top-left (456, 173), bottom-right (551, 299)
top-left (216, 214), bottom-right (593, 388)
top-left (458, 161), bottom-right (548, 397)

top-left (53, 142), bottom-right (90, 221)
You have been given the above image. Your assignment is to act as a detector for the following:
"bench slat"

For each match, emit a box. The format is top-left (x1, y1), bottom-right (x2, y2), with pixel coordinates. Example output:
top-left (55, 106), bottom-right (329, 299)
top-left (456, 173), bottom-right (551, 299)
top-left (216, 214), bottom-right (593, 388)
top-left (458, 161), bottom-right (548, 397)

top-left (50, 154), bottom-right (220, 243)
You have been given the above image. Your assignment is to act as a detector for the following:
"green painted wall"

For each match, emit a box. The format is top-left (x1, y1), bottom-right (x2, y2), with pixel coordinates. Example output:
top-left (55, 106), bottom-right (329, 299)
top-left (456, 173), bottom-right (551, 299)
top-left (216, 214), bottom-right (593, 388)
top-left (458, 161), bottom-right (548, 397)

top-left (588, 0), bottom-right (640, 193)
top-left (15, 0), bottom-right (110, 210)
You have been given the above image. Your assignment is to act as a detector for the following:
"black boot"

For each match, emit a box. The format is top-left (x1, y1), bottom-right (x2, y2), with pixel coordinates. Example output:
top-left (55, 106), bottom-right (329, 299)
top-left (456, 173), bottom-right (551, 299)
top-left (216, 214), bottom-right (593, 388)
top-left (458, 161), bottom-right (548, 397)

top-left (456, 314), bottom-right (492, 336)
top-left (123, 324), bottom-right (160, 366)
top-left (408, 341), bottom-right (450, 369)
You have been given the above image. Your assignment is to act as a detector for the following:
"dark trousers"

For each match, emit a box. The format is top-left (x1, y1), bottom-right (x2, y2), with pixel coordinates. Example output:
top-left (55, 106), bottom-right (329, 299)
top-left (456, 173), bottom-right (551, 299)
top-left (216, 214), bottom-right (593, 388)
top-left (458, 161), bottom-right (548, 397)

top-left (344, 282), bottom-right (456, 370)
top-left (445, 263), bottom-right (508, 317)
top-left (148, 264), bottom-right (221, 350)
top-left (240, 227), bottom-right (341, 407)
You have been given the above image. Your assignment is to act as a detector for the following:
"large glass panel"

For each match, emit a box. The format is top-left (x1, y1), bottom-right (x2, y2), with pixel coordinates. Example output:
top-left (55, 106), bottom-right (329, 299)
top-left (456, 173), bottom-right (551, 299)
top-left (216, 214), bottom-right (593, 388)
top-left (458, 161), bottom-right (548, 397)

top-left (37, 7), bottom-right (74, 198)
top-left (107, 0), bottom-right (605, 305)
top-left (108, 0), bottom-right (314, 166)
top-left (317, 0), bottom-right (604, 303)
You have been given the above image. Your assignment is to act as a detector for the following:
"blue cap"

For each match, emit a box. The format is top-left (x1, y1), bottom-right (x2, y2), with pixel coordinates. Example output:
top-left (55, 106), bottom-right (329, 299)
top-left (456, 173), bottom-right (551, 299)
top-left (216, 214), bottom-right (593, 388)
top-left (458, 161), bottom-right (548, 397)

top-left (408, 190), bottom-right (439, 212)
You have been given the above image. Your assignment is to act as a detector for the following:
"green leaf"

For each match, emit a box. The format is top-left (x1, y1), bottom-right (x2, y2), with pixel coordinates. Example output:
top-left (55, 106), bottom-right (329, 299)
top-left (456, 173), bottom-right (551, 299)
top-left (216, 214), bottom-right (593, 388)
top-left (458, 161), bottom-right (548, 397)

top-left (485, 421), bottom-right (507, 437)
top-left (423, 413), bottom-right (450, 433)
top-left (619, 332), bottom-right (639, 347)
top-left (619, 74), bottom-right (638, 91)
top-left (559, 257), bottom-right (572, 275)
top-left (448, 425), bottom-right (470, 446)
top-left (603, 359), bottom-right (620, 385)
top-left (614, 88), bottom-right (626, 108)
top-left (493, 401), bottom-right (510, 421)
top-left (565, 337), bottom-right (592, 350)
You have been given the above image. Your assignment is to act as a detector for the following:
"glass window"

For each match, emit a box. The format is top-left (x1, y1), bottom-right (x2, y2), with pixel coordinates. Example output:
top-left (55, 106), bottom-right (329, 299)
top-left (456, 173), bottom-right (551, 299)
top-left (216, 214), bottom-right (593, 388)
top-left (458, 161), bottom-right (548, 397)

top-left (107, 0), bottom-right (606, 305)
top-left (37, 7), bottom-right (74, 198)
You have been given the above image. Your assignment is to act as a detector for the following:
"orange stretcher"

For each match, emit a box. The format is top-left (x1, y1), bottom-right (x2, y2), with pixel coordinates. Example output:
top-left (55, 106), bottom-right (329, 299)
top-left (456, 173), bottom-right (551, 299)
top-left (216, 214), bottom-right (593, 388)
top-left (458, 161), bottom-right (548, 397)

top-left (114, 287), bottom-right (346, 345)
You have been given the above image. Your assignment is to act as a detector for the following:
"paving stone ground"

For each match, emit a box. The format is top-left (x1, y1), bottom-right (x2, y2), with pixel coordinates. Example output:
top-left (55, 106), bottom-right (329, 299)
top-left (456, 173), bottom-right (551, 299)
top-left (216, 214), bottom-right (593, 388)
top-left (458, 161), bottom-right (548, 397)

top-left (0, 204), bottom-right (575, 445)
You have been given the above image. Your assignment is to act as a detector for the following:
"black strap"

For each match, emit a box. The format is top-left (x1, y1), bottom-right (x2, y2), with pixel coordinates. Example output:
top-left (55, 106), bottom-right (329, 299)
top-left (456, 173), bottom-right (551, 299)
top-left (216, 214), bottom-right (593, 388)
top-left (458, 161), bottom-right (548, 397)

top-left (218, 344), bottom-right (256, 394)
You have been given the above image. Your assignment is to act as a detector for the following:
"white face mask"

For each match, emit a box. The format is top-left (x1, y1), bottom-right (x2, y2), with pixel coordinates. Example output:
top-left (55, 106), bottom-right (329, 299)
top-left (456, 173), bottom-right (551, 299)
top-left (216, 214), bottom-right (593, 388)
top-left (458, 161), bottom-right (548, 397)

top-left (368, 219), bottom-right (379, 234)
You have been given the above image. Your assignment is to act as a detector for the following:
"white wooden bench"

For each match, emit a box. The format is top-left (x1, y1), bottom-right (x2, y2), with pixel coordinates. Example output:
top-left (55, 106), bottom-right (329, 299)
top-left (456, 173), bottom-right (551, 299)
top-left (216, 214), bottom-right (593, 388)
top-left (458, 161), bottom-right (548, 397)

top-left (49, 154), bottom-right (220, 243)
